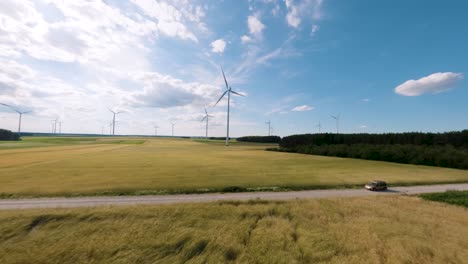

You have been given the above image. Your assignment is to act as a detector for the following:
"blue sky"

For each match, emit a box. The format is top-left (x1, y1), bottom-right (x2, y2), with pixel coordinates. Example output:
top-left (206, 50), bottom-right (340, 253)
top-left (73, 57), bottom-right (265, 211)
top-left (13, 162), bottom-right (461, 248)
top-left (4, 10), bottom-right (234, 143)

top-left (0, 0), bottom-right (466, 136)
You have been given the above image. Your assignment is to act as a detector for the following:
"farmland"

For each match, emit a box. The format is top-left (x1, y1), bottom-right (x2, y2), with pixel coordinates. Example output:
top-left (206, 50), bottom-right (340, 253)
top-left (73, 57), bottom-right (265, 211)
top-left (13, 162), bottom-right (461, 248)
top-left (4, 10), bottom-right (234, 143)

top-left (1, 137), bottom-right (468, 198)
top-left (0, 195), bottom-right (467, 263)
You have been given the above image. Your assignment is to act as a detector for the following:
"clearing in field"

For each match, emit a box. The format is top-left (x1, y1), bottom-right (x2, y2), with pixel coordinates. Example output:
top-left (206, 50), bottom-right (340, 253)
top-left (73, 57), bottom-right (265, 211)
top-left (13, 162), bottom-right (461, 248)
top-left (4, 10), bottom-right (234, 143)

top-left (0, 195), bottom-right (467, 263)
top-left (1, 137), bottom-right (468, 197)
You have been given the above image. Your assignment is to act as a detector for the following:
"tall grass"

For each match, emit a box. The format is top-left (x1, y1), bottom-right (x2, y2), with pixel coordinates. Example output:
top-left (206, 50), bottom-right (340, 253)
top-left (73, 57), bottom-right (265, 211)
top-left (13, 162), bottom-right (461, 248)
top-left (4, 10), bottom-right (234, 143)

top-left (0, 196), bottom-right (467, 263)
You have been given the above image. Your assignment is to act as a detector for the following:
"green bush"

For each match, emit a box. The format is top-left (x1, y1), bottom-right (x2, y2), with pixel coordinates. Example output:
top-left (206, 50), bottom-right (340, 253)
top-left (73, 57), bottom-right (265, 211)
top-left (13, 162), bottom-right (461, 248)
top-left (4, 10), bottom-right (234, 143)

top-left (0, 129), bottom-right (20, 141)
top-left (237, 136), bottom-right (281, 143)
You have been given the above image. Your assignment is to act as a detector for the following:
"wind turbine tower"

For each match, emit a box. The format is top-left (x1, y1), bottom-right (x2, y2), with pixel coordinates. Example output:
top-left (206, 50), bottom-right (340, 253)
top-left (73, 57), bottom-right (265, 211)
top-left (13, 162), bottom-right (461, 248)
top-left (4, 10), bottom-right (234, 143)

top-left (213, 67), bottom-right (245, 146)
top-left (0, 103), bottom-right (31, 135)
top-left (171, 122), bottom-right (176, 137)
top-left (201, 107), bottom-right (214, 140)
top-left (316, 121), bottom-right (322, 133)
top-left (266, 120), bottom-right (271, 136)
top-left (154, 125), bottom-right (159, 136)
top-left (330, 114), bottom-right (341, 134)
top-left (109, 109), bottom-right (123, 136)
top-left (51, 118), bottom-right (59, 134)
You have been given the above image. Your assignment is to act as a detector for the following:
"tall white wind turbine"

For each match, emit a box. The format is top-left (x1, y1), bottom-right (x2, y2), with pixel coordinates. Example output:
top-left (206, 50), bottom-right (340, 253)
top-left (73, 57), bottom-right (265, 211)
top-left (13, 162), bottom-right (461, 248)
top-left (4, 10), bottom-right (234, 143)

top-left (201, 107), bottom-right (214, 140)
top-left (154, 125), bottom-right (159, 136)
top-left (171, 122), bottom-right (176, 137)
top-left (213, 67), bottom-right (245, 146)
top-left (0, 103), bottom-right (31, 134)
top-left (109, 109), bottom-right (124, 136)
top-left (330, 114), bottom-right (341, 134)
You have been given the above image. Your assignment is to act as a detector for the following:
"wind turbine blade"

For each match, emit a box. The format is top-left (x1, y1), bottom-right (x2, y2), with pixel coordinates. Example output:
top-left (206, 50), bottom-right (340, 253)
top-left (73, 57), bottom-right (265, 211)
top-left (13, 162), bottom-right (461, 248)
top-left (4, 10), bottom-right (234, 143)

top-left (0, 103), bottom-right (13, 108)
top-left (204, 107), bottom-right (208, 115)
top-left (230, 90), bottom-right (245, 97)
top-left (108, 108), bottom-right (115, 114)
top-left (213, 90), bottom-right (228, 107)
top-left (201, 116), bottom-right (207, 122)
top-left (221, 66), bottom-right (229, 90)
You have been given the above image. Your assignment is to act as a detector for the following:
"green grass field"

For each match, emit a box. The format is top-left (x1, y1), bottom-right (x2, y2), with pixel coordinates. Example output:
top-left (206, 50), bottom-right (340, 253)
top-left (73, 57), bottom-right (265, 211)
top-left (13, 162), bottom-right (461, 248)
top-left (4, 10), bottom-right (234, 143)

top-left (420, 190), bottom-right (468, 207)
top-left (1, 137), bottom-right (468, 198)
top-left (0, 196), bottom-right (467, 263)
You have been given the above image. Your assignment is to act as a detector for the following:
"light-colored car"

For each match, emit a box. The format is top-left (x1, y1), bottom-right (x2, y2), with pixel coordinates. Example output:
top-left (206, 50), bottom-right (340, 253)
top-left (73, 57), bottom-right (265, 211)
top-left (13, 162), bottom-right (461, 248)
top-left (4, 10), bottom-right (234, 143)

top-left (365, 180), bottom-right (387, 191)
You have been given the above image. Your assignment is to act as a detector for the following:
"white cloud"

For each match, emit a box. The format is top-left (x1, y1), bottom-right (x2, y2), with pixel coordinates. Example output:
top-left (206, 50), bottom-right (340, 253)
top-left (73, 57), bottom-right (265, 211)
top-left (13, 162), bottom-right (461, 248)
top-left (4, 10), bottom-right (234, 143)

top-left (248, 15), bottom-right (265, 36)
top-left (292, 105), bottom-right (314, 111)
top-left (395, 72), bottom-right (463, 96)
top-left (210, 39), bottom-right (226, 53)
top-left (128, 72), bottom-right (219, 108)
top-left (362, 98), bottom-right (371, 102)
top-left (241, 35), bottom-right (252, 43)
top-left (130, 0), bottom-right (202, 42)
top-left (311, 24), bottom-right (319, 36)
top-left (284, 0), bottom-right (324, 28)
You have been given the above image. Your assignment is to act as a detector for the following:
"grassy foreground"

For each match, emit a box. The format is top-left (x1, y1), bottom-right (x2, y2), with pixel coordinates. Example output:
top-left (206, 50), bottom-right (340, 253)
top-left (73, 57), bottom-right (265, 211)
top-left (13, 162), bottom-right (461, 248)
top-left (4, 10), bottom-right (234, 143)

top-left (1, 137), bottom-right (468, 197)
top-left (0, 196), bottom-right (467, 263)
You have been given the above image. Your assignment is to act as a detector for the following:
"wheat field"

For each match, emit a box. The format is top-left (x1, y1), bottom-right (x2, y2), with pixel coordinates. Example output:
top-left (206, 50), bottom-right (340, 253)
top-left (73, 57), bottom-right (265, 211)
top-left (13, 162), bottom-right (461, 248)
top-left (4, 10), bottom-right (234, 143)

top-left (1, 137), bottom-right (467, 197)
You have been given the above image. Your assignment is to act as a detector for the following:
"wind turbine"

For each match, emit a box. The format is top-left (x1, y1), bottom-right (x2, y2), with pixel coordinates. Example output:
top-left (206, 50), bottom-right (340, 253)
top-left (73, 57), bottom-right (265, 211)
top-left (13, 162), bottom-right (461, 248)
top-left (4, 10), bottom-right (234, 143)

top-left (0, 103), bottom-right (31, 134)
top-left (109, 109), bottom-right (124, 136)
top-left (154, 125), bottom-right (159, 136)
top-left (213, 67), bottom-right (245, 146)
top-left (58, 121), bottom-right (63, 134)
top-left (330, 114), bottom-right (341, 134)
top-left (201, 107), bottom-right (214, 140)
top-left (171, 122), bottom-right (176, 137)
top-left (51, 118), bottom-right (59, 134)
top-left (266, 120), bottom-right (272, 136)
top-left (316, 121), bottom-right (322, 133)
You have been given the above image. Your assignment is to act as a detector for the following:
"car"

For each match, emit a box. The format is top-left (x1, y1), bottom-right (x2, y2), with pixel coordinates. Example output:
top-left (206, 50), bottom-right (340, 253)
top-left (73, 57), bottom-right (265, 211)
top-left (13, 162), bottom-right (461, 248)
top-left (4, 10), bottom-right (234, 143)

top-left (364, 180), bottom-right (387, 191)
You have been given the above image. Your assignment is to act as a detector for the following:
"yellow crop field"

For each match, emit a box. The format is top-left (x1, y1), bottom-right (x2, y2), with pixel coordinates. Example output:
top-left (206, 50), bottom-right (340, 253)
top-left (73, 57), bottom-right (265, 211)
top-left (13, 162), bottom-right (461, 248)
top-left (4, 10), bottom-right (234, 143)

top-left (0, 196), bottom-right (467, 263)
top-left (1, 137), bottom-right (468, 197)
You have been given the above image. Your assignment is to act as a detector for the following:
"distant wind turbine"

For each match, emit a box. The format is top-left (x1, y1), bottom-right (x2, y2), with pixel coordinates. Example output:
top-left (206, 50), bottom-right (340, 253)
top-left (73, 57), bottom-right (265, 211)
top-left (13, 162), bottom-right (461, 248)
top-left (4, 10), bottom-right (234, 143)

top-left (316, 121), bottom-right (322, 133)
top-left (266, 120), bottom-right (272, 136)
top-left (51, 118), bottom-right (59, 134)
top-left (213, 66), bottom-right (245, 146)
top-left (58, 121), bottom-right (63, 134)
top-left (330, 114), bottom-right (341, 134)
top-left (201, 107), bottom-right (214, 140)
top-left (154, 125), bottom-right (159, 136)
top-left (171, 122), bottom-right (176, 137)
top-left (0, 103), bottom-right (31, 135)
top-left (109, 109), bottom-right (124, 136)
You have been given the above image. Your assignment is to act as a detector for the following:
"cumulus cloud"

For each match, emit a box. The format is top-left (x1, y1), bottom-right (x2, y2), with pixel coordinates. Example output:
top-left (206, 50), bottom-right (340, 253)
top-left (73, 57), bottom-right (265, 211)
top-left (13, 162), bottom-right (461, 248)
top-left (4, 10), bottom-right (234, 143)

top-left (395, 72), bottom-right (464, 96)
top-left (241, 35), bottom-right (252, 43)
top-left (291, 105), bottom-right (314, 111)
top-left (248, 15), bottom-right (265, 36)
top-left (128, 72), bottom-right (219, 108)
top-left (210, 39), bottom-right (226, 53)
top-left (311, 24), bottom-right (319, 36)
top-left (284, 0), bottom-right (324, 28)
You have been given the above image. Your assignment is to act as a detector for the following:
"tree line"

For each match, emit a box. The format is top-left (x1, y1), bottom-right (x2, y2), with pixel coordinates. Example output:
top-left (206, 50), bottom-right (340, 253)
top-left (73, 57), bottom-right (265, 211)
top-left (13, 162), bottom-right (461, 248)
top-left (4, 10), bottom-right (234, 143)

top-left (280, 131), bottom-right (468, 149)
top-left (0, 129), bottom-right (20, 141)
top-left (237, 136), bottom-right (281, 143)
top-left (275, 131), bottom-right (468, 170)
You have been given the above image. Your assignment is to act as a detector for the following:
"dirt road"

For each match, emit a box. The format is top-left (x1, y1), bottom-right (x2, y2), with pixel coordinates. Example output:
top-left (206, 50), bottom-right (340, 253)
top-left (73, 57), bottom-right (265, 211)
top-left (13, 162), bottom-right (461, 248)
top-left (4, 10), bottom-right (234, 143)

top-left (1, 183), bottom-right (467, 210)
